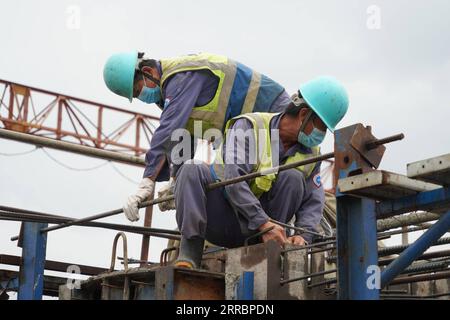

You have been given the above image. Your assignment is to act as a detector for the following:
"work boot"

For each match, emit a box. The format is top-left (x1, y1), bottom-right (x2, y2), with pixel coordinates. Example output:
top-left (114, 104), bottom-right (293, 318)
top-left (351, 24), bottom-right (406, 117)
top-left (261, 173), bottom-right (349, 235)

top-left (174, 236), bottom-right (205, 269)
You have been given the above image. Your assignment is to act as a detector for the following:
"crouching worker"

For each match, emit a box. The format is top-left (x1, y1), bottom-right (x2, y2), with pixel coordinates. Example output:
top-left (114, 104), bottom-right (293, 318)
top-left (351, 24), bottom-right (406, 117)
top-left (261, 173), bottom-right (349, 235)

top-left (173, 77), bottom-right (349, 269)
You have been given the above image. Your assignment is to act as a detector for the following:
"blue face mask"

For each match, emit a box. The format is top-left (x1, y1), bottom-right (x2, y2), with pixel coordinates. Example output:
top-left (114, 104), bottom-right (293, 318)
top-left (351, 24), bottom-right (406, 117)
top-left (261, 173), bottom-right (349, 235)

top-left (138, 86), bottom-right (161, 104)
top-left (137, 75), bottom-right (161, 104)
top-left (298, 127), bottom-right (326, 147)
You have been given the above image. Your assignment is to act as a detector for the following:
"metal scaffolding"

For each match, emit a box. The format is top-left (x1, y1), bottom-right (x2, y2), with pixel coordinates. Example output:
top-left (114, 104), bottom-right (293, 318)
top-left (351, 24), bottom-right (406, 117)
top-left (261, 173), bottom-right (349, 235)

top-left (1, 109), bottom-right (450, 299)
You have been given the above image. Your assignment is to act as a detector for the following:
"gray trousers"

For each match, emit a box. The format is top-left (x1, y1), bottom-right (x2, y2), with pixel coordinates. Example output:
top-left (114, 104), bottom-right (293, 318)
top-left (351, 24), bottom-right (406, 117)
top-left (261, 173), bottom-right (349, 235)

top-left (174, 161), bottom-right (306, 248)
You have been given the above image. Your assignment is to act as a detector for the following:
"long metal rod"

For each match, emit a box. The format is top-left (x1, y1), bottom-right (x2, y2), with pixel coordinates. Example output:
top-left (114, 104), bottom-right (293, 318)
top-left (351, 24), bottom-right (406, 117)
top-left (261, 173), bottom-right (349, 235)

top-left (2, 208), bottom-right (180, 241)
top-left (310, 269), bottom-right (450, 290)
top-left (365, 133), bottom-right (404, 150)
top-left (381, 210), bottom-right (450, 288)
top-left (401, 259), bottom-right (450, 275)
top-left (268, 218), bottom-right (323, 237)
top-left (281, 268), bottom-right (337, 285)
top-left (1, 207), bottom-right (180, 235)
top-left (327, 236), bottom-right (450, 261)
top-left (40, 152), bottom-right (334, 234)
top-left (282, 239), bottom-right (336, 253)
top-left (389, 269), bottom-right (450, 285)
top-left (377, 225), bottom-right (431, 238)
top-left (377, 212), bottom-right (440, 232)
top-left (379, 249), bottom-right (450, 266)
top-left (0, 128), bottom-right (146, 167)
top-left (35, 133), bottom-right (403, 235)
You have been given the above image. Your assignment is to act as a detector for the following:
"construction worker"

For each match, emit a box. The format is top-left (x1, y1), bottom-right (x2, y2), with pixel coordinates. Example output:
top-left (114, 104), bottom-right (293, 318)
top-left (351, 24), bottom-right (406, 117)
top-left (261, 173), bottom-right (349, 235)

top-left (173, 77), bottom-right (349, 269)
top-left (103, 52), bottom-right (291, 221)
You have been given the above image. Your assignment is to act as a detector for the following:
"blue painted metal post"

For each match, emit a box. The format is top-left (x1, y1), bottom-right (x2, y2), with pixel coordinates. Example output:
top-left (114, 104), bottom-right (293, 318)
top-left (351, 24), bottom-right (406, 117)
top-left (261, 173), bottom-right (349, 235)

top-left (336, 196), bottom-right (379, 299)
top-left (381, 209), bottom-right (450, 287)
top-left (236, 271), bottom-right (254, 300)
top-left (17, 222), bottom-right (48, 300)
top-left (334, 125), bottom-right (379, 300)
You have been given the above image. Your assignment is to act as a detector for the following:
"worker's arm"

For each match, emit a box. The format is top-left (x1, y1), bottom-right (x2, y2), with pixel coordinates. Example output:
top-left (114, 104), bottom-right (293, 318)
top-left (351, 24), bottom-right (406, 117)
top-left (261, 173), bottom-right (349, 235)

top-left (123, 71), bottom-right (213, 222)
top-left (222, 119), bottom-right (270, 230)
top-left (143, 71), bottom-right (211, 181)
top-left (294, 163), bottom-right (325, 243)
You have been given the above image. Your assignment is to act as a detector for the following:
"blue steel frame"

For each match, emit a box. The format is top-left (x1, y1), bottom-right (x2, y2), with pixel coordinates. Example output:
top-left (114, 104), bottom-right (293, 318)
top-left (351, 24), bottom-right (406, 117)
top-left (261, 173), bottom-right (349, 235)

top-left (17, 222), bottom-right (48, 300)
top-left (335, 123), bottom-right (450, 298)
top-left (335, 126), bottom-right (379, 299)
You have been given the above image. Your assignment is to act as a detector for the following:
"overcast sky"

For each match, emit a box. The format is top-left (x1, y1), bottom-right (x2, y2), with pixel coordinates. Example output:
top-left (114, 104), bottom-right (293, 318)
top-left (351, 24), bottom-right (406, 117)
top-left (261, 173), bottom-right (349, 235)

top-left (1, 0), bottom-right (450, 296)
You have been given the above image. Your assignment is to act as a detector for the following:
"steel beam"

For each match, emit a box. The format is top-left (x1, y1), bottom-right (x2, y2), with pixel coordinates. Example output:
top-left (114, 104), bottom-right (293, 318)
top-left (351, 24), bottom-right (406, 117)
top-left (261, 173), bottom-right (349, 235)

top-left (336, 196), bottom-right (379, 299)
top-left (0, 128), bottom-right (146, 167)
top-left (376, 186), bottom-right (450, 219)
top-left (17, 222), bottom-right (48, 300)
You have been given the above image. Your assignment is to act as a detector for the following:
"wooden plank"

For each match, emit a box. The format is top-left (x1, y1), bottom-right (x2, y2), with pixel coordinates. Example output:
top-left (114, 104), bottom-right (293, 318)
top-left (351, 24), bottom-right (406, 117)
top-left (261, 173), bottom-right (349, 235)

top-left (338, 170), bottom-right (441, 200)
top-left (407, 153), bottom-right (450, 186)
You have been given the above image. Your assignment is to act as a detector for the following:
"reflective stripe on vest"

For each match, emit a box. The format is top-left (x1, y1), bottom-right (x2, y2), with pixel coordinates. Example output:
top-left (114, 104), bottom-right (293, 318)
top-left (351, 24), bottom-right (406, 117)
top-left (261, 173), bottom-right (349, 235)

top-left (212, 112), bottom-right (320, 198)
top-left (160, 53), bottom-right (284, 137)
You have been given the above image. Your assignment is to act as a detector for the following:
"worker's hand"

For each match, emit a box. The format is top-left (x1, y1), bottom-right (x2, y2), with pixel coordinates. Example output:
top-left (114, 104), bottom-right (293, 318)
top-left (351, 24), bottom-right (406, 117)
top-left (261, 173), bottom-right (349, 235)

top-left (123, 178), bottom-right (155, 222)
top-left (259, 221), bottom-right (288, 247)
top-left (158, 178), bottom-right (176, 212)
top-left (288, 235), bottom-right (307, 246)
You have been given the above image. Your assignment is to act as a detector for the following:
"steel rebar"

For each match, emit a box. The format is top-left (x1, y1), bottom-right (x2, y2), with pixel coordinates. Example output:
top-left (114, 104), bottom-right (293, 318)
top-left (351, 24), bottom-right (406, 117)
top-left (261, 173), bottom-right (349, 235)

top-left (281, 268), bottom-right (337, 285)
top-left (2, 208), bottom-right (180, 241)
top-left (21, 133), bottom-right (403, 235)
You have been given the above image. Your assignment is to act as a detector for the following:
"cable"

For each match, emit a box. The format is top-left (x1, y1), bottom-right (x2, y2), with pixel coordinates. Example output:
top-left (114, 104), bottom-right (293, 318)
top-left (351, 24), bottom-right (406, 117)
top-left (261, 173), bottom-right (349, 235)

top-left (0, 146), bottom-right (38, 156)
top-left (109, 162), bottom-right (140, 185)
top-left (41, 148), bottom-right (109, 171)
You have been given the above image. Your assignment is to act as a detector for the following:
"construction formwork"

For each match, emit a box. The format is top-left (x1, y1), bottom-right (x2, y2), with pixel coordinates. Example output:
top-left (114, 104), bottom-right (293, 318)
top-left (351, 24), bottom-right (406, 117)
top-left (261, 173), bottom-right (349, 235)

top-left (1, 123), bottom-right (450, 300)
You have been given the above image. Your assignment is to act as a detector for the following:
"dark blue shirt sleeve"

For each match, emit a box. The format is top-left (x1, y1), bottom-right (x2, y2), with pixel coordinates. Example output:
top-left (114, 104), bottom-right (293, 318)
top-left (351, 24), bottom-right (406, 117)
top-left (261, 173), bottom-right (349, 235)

top-left (143, 71), bottom-right (212, 180)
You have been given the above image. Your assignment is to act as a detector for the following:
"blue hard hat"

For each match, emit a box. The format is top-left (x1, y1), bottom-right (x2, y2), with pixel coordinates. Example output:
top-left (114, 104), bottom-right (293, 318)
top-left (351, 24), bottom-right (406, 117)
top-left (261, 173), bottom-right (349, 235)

top-left (103, 51), bottom-right (138, 102)
top-left (299, 76), bottom-right (349, 132)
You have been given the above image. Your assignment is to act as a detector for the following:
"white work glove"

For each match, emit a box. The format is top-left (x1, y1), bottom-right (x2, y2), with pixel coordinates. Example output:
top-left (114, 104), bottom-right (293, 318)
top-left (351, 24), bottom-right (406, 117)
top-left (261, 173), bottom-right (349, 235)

top-left (158, 178), bottom-right (176, 212)
top-left (123, 178), bottom-right (155, 222)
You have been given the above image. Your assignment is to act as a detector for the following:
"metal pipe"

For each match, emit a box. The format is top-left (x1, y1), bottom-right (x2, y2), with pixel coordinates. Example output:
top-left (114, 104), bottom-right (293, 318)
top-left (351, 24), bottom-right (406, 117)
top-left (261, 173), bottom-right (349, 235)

top-left (0, 128), bottom-right (146, 167)
top-left (381, 210), bottom-right (450, 288)
top-left (37, 133), bottom-right (404, 235)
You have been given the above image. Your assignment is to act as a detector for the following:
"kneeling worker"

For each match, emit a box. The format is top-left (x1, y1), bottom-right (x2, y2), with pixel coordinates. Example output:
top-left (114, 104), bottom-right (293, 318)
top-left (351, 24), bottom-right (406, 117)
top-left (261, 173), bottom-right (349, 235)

top-left (173, 76), bottom-right (349, 269)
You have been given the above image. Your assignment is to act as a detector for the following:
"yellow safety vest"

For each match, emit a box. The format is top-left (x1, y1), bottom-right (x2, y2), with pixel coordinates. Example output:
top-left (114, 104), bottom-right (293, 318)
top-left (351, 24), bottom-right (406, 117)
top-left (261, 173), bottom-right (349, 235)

top-left (212, 113), bottom-right (320, 198)
top-left (160, 53), bottom-right (284, 137)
